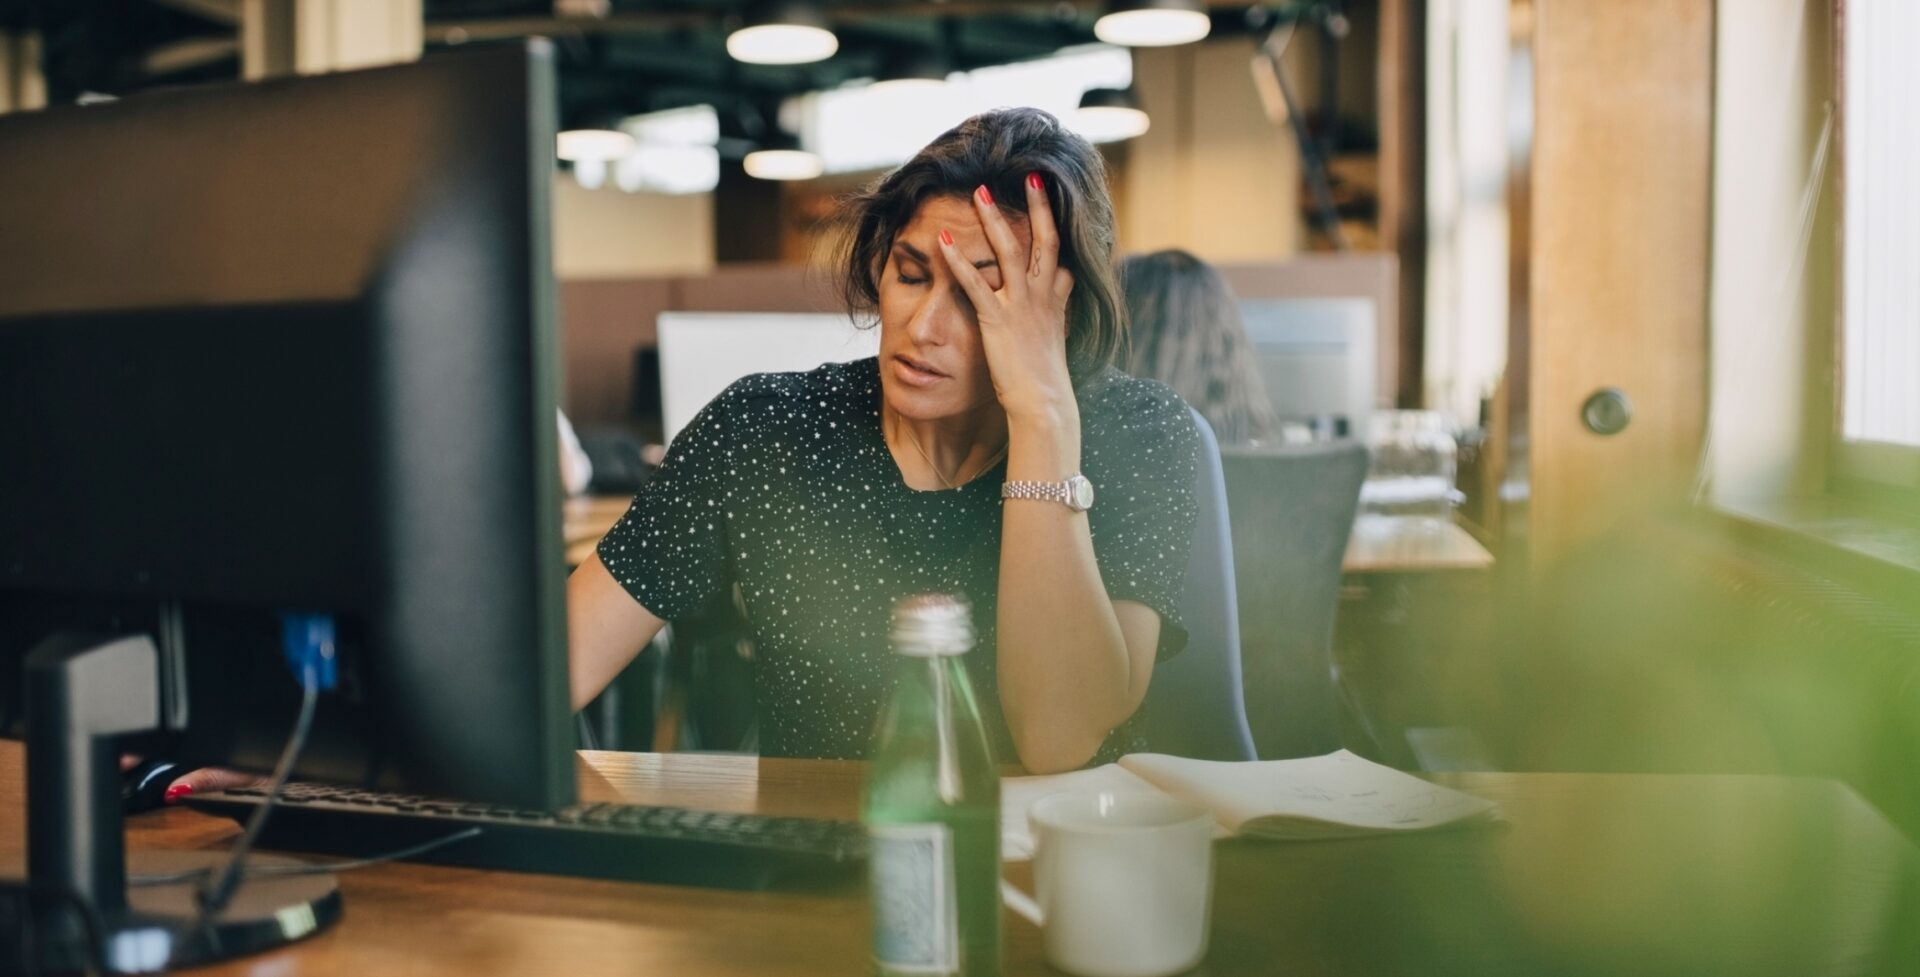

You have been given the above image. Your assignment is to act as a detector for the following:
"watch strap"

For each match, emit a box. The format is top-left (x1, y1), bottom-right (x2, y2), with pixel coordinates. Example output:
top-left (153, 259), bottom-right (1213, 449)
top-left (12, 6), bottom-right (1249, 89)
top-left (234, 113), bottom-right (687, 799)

top-left (1001, 479), bottom-right (1072, 505)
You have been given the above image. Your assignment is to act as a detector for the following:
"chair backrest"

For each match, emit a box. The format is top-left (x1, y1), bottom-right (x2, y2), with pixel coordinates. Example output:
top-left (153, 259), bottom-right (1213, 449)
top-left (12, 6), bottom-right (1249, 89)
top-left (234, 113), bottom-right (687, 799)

top-left (1219, 442), bottom-right (1369, 758)
top-left (1144, 409), bottom-right (1258, 761)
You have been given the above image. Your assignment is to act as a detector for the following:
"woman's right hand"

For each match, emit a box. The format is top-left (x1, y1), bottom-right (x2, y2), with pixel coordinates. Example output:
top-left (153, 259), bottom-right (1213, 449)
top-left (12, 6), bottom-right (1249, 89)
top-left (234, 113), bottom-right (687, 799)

top-left (164, 766), bottom-right (267, 802)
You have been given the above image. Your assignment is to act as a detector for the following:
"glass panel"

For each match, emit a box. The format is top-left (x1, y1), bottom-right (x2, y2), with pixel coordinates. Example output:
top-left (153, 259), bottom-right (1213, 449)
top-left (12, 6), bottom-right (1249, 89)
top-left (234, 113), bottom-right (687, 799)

top-left (1841, 0), bottom-right (1920, 447)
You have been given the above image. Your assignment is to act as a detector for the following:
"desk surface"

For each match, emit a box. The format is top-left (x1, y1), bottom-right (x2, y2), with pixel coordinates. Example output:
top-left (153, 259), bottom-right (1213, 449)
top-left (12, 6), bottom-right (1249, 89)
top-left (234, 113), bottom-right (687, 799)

top-left (1342, 514), bottom-right (1495, 573)
top-left (4, 743), bottom-right (1916, 976)
top-left (562, 495), bottom-right (632, 567)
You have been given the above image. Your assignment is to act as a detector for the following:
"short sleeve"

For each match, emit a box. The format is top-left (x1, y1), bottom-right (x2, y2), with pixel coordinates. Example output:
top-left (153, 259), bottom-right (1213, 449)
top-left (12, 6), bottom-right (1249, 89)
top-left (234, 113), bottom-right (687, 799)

top-left (594, 384), bottom-right (742, 621)
top-left (1081, 379), bottom-right (1202, 660)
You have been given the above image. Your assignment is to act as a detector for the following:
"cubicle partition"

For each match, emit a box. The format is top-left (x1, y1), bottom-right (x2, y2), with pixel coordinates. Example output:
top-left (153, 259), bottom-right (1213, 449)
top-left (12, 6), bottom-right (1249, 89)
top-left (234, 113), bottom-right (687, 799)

top-left (559, 264), bottom-right (846, 433)
top-left (1216, 253), bottom-right (1401, 411)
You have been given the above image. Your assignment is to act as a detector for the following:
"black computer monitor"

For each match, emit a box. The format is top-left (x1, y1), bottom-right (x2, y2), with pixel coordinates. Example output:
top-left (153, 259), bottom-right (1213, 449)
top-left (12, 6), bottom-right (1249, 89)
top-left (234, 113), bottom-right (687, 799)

top-left (0, 41), bottom-right (573, 970)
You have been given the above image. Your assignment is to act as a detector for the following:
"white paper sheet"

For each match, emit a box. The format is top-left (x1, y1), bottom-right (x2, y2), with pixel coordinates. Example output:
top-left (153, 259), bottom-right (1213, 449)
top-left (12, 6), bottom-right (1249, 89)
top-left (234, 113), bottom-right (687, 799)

top-left (1118, 750), bottom-right (1498, 838)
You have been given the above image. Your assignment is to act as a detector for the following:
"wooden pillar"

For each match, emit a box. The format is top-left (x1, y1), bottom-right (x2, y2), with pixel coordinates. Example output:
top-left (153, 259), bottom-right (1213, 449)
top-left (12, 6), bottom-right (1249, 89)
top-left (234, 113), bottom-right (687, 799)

top-left (1522, 0), bottom-right (1712, 564)
top-left (242, 0), bottom-right (298, 80)
top-left (1379, 0), bottom-right (1427, 409)
top-left (714, 162), bottom-right (786, 264)
top-left (0, 30), bottom-right (47, 115)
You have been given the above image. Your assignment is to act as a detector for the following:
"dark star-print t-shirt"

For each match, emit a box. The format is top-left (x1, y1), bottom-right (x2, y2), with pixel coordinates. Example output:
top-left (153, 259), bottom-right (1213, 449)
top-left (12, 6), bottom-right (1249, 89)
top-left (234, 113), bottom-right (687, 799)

top-left (596, 356), bottom-right (1200, 766)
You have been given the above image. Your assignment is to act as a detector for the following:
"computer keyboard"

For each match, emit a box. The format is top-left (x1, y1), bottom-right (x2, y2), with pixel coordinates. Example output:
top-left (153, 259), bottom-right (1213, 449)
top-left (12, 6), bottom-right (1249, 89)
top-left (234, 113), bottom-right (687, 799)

top-left (182, 782), bottom-right (868, 891)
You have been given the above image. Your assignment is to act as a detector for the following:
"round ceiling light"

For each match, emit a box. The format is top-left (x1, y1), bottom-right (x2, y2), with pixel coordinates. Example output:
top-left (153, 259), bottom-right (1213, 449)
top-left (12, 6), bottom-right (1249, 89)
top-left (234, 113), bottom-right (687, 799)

top-left (1070, 88), bottom-right (1151, 143)
top-left (1094, 0), bottom-right (1211, 47)
top-left (742, 148), bottom-right (824, 181)
top-left (727, 4), bottom-right (839, 65)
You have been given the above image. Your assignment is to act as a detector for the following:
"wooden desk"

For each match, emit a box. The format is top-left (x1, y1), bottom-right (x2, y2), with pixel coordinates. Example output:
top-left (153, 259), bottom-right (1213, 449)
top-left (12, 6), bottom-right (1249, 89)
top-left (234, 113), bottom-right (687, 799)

top-left (5, 743), bottom-right (1917, 976)
top-left (1342, 514), bottom-right (1495, 574)
top-left (563, 495), bottom-right (632, 568)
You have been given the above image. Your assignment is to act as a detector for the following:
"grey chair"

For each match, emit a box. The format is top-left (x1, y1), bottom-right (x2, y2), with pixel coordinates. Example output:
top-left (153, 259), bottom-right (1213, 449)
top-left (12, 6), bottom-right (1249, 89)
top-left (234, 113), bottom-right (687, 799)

top-left (1144, 410), bottom-right (1258, 761)
top-left (1219, 442), bottom-right (1369, 758)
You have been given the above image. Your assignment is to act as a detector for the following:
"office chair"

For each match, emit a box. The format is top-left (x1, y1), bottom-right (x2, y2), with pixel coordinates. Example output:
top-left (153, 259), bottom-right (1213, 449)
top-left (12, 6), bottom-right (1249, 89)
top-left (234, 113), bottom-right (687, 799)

top-left (1143, 409), bottom-right (1259, 762)
top-left (1219, 441), bottom-right (1369, 758)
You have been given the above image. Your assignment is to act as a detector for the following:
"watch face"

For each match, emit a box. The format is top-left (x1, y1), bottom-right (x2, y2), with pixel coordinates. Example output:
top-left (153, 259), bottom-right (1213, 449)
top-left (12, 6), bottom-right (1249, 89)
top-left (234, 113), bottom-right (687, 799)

top-left (1070, 477), bottom-right (1095, 511)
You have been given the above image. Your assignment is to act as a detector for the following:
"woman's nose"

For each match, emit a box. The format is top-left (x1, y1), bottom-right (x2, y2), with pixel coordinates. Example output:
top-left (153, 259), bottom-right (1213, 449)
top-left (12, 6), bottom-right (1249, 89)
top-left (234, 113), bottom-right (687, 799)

top-left (906, 291), bottom-right (960, 346)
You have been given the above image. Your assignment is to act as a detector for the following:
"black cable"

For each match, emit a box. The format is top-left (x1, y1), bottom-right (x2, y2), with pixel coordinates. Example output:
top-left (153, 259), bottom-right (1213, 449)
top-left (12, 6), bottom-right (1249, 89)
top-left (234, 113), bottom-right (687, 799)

top-left (175, 663), bottom-right (320, 952)
top-left (129, 827), bottom-right (485, 887)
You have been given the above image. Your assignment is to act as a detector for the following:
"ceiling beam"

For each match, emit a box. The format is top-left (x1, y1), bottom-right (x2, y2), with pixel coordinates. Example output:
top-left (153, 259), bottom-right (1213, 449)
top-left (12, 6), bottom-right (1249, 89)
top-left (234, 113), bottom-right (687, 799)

top-left (142, 35), bottom-right (240, 75)
top-left (427, 1), bottom-right (1280, 46)
top-left (426, 2), bottom-right (1104, 44)
top-left (148, 0), bottom-right (242, 27)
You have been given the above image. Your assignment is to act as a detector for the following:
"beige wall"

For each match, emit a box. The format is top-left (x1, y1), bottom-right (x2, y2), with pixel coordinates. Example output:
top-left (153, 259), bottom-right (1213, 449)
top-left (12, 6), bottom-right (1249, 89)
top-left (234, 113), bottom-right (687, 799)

top-left (1705, 0), bottom-right (1835, 502)
top-left (552, 175), bottom-right (715, 279)
top-left (294, 0), bottom-right (422, 73)
top-left (0, 30), bottom-right (47, 114)
top-left (1121, 38), bottom-right (1303, 262)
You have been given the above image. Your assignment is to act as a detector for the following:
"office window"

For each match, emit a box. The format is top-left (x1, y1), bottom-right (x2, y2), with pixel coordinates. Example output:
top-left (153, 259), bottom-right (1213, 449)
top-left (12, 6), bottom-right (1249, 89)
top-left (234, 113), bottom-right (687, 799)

top-left (1838, 0), bottom-right (1920, 451)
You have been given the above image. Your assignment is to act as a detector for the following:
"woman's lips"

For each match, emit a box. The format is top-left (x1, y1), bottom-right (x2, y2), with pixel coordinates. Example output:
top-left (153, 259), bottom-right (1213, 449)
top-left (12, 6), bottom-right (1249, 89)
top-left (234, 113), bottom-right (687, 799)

top-left (892, 354), bottom-right (948, 386)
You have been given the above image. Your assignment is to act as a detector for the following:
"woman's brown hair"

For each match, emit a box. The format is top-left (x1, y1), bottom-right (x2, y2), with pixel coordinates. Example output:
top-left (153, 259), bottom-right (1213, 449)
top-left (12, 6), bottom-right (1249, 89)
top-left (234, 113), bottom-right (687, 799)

top-left (829, 107), bottom-right (1126, 382)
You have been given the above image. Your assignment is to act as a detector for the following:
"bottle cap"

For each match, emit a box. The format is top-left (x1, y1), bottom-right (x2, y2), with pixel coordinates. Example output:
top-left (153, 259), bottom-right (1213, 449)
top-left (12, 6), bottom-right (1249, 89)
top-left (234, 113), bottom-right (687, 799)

top-left (890, 593), bottom-right (975, 657)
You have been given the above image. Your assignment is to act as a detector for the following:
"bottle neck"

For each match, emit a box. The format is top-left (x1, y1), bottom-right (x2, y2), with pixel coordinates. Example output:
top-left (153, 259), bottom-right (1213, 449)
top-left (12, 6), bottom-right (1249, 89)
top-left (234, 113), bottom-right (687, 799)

top-left (875, 652), bottom-right (989, 803)
top-left (892, 654), bottom-right (965, 741)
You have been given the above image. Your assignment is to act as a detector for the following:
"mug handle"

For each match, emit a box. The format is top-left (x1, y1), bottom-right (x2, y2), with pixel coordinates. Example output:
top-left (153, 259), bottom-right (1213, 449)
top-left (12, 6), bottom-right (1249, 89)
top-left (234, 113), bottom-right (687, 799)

top-left (1000, 879), bottom-right (1043, 927)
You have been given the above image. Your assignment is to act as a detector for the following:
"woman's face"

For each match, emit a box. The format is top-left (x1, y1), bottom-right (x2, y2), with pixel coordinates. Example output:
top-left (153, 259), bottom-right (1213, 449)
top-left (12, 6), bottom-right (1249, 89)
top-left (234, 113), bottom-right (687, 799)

top-left (876, 194), bottom-right (1033, 423)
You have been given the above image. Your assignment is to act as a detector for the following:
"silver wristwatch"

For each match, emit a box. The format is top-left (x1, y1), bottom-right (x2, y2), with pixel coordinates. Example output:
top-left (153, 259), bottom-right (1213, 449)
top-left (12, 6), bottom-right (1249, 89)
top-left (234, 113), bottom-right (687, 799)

top-left (1002, 473), bottom-right (1095, 512)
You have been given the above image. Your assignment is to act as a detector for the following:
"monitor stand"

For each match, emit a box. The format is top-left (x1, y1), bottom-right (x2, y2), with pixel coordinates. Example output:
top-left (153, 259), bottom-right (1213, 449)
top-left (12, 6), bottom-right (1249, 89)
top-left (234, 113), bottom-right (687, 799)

top-left (13, 633), bottom-right (341, 974)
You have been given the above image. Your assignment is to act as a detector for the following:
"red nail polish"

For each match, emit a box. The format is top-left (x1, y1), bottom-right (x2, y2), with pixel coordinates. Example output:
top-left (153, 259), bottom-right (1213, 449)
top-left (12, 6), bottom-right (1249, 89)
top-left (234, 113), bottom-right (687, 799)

top-left (939, 228), bottom-right (954, 247)
top-left (164, 784), bottom-right (194, 804)
top-left (976, 185), bottom-right (993, 207)
top-left (1027, 172), bottom-right (1043, 191)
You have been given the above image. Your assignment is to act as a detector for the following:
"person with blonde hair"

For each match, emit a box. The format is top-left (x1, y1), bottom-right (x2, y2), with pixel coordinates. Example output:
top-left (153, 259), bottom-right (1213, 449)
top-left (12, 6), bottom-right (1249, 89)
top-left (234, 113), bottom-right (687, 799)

top-left (1121, 249), bottom-right (1279, 446)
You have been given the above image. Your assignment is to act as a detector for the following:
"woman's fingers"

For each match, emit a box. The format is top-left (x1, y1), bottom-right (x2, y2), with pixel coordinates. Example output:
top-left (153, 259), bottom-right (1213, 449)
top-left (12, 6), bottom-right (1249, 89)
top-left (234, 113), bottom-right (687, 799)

top-left (167, 767), bottom-right (267, 800)
top-left (1024, 171), bottom-right (1060, 281)
top-left (970, 185), bottom-right (1028, 299)
top-left (936, 226), bottom-right (999, 315)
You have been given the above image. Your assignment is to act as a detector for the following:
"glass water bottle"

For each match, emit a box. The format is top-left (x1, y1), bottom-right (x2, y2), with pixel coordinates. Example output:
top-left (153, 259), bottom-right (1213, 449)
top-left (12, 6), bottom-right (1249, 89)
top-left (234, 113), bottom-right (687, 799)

top-left (863, 594), bottom-right (1002, 977)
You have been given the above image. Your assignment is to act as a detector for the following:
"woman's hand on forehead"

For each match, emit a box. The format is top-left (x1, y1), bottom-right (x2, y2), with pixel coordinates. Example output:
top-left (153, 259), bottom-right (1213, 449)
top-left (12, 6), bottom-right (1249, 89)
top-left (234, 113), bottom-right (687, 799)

top-left (935, 173), bottom-right (1076, 420)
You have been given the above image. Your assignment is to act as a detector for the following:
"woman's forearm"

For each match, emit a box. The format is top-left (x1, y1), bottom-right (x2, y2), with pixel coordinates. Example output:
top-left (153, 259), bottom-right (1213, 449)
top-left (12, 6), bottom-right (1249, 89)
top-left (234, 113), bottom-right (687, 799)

top-left (995, 407), bottom-right (1142, 773)
top-left (566, 555), bottom-right (668, 711)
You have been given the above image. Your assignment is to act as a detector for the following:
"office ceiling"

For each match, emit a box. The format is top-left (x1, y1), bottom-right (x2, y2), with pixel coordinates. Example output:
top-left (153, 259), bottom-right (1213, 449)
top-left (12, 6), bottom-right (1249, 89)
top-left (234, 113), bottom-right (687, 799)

top-left (0, 0), bottom-right (1282, 128)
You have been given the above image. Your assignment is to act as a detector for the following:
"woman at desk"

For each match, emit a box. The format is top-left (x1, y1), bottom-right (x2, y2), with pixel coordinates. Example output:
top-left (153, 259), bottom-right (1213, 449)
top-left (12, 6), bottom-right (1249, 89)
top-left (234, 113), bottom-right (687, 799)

top-left (163, 109), bottom-right (1196, 797)
top-left (571, 108), bottom-right (1198, 775)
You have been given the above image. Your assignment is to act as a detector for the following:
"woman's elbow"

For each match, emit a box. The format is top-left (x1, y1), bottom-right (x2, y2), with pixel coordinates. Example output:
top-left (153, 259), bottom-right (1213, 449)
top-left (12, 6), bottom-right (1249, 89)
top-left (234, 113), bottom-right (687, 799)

top-left (1009, 725), bottom-right (1106, 775)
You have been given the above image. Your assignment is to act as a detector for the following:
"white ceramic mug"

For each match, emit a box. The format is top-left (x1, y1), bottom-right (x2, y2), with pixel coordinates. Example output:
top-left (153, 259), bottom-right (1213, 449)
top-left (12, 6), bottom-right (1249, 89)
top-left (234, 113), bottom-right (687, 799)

top-left (1000, 791), bottom-right (1215, 977)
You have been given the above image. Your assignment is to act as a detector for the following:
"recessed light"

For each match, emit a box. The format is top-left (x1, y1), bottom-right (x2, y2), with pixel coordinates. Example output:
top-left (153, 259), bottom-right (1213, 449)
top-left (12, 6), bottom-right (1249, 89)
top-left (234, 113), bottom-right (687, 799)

top-left (1094, 0), bottom-right (1211, 47)
top-left (728, 4), bottom-right (839, 65)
